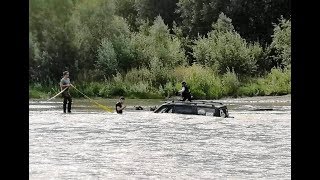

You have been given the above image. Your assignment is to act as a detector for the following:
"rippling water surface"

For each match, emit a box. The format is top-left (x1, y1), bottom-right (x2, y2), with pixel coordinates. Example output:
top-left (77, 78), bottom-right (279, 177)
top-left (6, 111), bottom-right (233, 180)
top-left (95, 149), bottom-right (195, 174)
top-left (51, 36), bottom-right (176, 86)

top-left (30, 95), bottom-right (291, 179)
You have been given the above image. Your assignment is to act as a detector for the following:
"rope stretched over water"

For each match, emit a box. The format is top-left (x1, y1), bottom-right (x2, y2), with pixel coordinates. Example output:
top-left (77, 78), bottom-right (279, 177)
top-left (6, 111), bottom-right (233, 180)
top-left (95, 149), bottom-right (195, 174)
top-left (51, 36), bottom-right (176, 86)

top-left (71, 84), bottom-right (114, 113)
top-left (46, 88), bottom-right (67, 102)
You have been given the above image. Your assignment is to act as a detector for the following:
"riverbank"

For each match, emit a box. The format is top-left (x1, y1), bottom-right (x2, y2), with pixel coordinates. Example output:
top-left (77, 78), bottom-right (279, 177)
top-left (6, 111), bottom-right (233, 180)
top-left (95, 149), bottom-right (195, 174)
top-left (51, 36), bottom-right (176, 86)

top-left (29, 66), bottom-right (291, 100)
top-left (29, 94), bottom-right (290, 113)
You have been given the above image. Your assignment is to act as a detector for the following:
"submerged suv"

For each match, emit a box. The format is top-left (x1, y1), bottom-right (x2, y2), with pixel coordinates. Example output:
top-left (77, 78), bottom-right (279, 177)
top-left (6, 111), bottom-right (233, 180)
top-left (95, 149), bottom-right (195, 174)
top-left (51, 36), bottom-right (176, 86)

top-left (153, 100), bottom-right (229, 118)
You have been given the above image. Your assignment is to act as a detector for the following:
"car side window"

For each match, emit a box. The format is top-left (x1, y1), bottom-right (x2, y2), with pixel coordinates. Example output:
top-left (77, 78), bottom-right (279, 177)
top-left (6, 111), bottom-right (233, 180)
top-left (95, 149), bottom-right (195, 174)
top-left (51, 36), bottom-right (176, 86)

top-left (174, 105), bottom-right (196, 114)
top-left (155, 106), bottom-right (167, 113)
top-left (159, 107), bottom-right (168, 113)
top-left (197, 107), bottom-right (215, 116)
top-left (157, 106), bottom-right (173, 113)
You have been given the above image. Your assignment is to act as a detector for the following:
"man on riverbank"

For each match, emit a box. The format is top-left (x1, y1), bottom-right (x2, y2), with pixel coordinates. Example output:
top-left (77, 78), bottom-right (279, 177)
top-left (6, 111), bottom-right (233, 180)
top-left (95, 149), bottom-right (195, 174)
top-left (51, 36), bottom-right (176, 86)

top-left (60, 71), bottom-right (72, 113)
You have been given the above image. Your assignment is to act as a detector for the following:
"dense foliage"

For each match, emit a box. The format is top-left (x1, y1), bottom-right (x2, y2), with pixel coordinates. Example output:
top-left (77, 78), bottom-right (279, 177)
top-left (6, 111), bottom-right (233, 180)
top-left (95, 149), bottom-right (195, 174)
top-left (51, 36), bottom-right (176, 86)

top-left (30, 0), bottom-right (290, 99)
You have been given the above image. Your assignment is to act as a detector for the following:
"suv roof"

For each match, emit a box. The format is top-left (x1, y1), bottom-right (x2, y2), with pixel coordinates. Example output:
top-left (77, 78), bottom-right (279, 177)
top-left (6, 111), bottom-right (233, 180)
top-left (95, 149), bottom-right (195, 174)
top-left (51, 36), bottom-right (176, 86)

top-left (154, 100), bottom-right (229, 117)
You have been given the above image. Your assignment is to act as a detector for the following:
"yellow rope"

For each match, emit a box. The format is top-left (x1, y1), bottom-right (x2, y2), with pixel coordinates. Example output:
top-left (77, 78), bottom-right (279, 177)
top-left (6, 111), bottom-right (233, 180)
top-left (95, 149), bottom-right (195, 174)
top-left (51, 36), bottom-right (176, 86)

top-left (71, 84), bottom-right (114, 113)
top-left (46, 88), bottom-right (67, 101)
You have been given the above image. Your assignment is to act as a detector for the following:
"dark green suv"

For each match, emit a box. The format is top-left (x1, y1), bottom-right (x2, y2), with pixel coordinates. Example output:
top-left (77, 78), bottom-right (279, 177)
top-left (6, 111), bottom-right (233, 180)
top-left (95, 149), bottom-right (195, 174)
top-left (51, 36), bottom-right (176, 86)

top-left (154, 100), bottom-right (229, 118)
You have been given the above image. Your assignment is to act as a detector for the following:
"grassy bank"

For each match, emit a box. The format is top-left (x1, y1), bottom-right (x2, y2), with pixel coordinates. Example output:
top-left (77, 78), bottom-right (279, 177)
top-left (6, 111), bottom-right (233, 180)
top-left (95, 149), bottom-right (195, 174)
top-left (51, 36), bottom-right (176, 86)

top-left (30, 65), bottom-right (290, 100)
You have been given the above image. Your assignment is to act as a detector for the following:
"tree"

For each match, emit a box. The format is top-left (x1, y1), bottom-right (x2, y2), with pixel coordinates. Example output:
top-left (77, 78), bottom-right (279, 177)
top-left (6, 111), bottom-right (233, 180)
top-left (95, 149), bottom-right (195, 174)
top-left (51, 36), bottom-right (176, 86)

top-left (131, 16), bottom-right (186, 69)
top-left (226, 0), bottom-right (291, 44)
top-left (96, 38), bottom-right (118, 77)
top-left (176, 0), bottom-right (291, 44)
top-left (134, 0), bottom-right (179, 29)
top-left (29, 0), bottom-right (77, 84)
top-left (176, 0), bottom-right (231, 38)
top-left (270, 17), bottom-right (291, 67)
top-left (114, 0), bottom-right (139, 31)
top-left (193, 13), bottom-right (262, 77)
top-left (68, 0), bottom-right (131, 80)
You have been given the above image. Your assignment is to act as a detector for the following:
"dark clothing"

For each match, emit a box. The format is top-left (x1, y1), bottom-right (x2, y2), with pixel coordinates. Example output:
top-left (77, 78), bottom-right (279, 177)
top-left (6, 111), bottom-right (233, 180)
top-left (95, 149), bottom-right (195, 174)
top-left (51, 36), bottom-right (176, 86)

top-left (181, 85), bottom-right (190, 96)
top-left (182, 85), bottom-right (192, 102)
top-left (182, 93), bottom-right (192, 101)
top-left (60, 77), bottom-right (72, 113)
top-left (116, 102), bottom-right (123, 114)
top-left (62, 92), bottom-right (72, 113)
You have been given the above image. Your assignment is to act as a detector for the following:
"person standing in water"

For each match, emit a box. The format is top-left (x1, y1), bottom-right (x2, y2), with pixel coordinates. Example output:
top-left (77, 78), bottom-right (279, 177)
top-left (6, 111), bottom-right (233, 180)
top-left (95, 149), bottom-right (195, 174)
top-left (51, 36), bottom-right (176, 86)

top-left (116, 96), bottom-right (126, 114)
top-left (60, 71), bottom-right (72, 113)
top-left (178, 81), bottom-right (192, 102)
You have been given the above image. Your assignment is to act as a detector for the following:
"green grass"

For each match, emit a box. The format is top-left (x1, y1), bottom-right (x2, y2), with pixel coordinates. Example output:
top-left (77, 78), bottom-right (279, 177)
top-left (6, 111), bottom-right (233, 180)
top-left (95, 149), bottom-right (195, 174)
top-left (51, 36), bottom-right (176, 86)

top-left (30, 67), bottom-right (290, 99)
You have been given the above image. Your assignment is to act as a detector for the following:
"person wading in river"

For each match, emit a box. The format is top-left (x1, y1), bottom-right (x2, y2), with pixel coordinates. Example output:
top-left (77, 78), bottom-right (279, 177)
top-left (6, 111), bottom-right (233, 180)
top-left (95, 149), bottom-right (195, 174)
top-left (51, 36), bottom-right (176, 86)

top-left (60, 71), bottom-right (73, 113)
top-left (116, 96), bottom-right (126, 114)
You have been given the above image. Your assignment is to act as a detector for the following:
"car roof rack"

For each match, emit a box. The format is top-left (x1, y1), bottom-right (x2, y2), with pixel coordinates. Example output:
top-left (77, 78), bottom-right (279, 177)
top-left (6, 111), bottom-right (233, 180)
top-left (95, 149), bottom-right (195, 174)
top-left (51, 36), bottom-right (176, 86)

top-left (164, 100), bottom-right (224, 106)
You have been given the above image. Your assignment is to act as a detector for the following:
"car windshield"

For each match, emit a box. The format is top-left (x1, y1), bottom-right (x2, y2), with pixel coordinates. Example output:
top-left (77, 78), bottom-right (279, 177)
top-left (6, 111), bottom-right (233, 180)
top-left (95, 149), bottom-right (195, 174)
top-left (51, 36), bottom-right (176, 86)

top-left (156, 105), bottom-right (173, 113)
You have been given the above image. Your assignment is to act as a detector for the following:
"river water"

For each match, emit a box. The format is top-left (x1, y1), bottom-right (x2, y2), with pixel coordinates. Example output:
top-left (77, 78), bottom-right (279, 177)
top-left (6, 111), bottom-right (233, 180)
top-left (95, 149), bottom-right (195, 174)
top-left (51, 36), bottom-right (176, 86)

top-left (29, 95), bottom-right (291, 179)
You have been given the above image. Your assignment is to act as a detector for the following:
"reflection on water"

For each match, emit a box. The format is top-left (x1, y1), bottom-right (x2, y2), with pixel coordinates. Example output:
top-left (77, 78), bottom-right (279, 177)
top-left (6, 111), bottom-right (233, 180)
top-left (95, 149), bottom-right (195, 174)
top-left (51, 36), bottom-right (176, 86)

top-left (30, 95), bottom-right (290, 179)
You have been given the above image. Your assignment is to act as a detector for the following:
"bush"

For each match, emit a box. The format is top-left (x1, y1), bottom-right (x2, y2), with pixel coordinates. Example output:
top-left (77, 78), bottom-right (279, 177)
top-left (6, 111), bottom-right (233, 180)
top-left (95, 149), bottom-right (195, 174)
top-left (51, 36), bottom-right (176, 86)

top-left (237, 67), bottom-right (290, 96)
top-left (149, 57), bottom-right (175, 87)
top-left (124, 67), bottom-right (153, 84)
top-left (70, 82), bottom-right (103, 98)
top-left (110, 72), bottom-right (127, 96)
top-left (221, 68), bottom-right (240, 96)
top-left (98, 84), bottom-right (113, 98)
top-left (237, 83), bottom-right (262, 97)
top-left (262, 67), bottom-right (291, 95)
top-left (110, 84), bottom-right (126, 96)
top-left (127, 81), bottom-right (149, 97)
top-left (193, 13), bottom-right (262, 77)
top-left (271, 17), bottom-right (291, 67)
top-left (130, 16), bottom-right (186, 69)
top-left (29, 89), bottom-right (48, 99)
top-left (173, 65), bottom-right (223, 99)
top-left (29, 83), bottom-right (60, 98)
top-left (163, 81), bottom-right (177, 97)
top-left (96, 38), bottom-right (118, 77)
top-left (111, 34), bottom-right (136, 72)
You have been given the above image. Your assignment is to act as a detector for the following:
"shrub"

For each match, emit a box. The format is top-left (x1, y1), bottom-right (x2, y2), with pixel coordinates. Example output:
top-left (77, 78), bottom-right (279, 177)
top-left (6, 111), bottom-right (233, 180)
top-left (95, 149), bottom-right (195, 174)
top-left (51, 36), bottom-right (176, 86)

top-left (262, 67), bottom-right (291, 95)
top-left (96, 38), bottom-right (118, 77)
top-left (173, 65), bottom-right (223, 99)
top-left (221, 68), bottom-right (240, 96)
top-left (130, 15), bottom-right (186, 69)
top-left (193, 13), bottom-right (263, 77)
top-left (271, 17), bottom-right (291, 67)
top-left (124, 67), bottom-right (153, 84)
